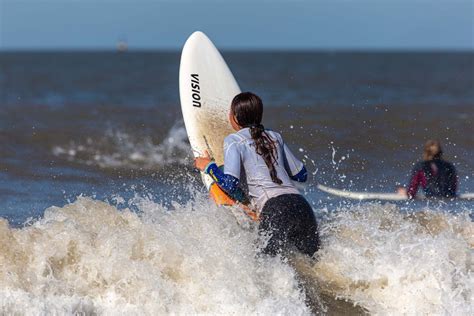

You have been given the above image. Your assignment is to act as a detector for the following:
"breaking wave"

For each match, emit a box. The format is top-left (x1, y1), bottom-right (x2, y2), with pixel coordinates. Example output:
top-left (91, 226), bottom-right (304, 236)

top-left (0, 195), bottom-right (308, 315)
top-left (310, 203), bottom-right (473, 315)
top-left (0, 193), bottom-right (472, 315)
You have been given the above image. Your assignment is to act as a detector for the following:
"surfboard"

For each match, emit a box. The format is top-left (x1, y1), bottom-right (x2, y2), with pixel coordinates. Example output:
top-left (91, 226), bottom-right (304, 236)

top-left (317, 184), bottom-right (474, 201)
top-left (179, 31), bottom-right (258, 220)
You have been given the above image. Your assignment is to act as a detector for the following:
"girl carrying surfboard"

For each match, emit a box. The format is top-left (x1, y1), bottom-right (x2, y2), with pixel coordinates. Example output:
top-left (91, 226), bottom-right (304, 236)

top-left (195, 92), bottom-right (319, 257)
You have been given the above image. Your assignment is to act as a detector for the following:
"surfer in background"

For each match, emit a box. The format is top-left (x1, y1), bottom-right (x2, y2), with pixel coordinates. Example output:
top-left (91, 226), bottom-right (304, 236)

top-left (398, 140), bottom-right (457, 199)
top-left (194, 92), bottom-right (319, 257)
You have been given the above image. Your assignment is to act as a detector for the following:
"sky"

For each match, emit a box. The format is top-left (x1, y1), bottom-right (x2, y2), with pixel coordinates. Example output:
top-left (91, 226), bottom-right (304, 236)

top-left (0, 0), bottom-right (472, 51)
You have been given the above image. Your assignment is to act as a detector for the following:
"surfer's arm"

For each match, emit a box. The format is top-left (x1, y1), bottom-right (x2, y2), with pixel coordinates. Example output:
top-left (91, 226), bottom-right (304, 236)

top-left (289, 166), bottom-right (308, 182)
top-left (203, 136), bottom-right (242, 195)
top-left (407, 165), bottom-right (426, 199)
top-left (205, 162), bottom-right (239, 194)
top-left (282, 142), bottom-right (307, 182)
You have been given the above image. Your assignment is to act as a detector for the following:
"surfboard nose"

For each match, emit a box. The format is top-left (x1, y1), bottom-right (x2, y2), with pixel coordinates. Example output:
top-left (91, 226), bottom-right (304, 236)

top-left (183, 31), bottom-right (220, 55)
top-left (184, 31), bottom-right (210, 46)
top-left (189, 31), bottom-right (207, 39)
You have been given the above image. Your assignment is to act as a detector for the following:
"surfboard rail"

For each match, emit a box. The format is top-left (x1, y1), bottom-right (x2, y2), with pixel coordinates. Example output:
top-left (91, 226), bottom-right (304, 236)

top-left (317, 184), bottom-right (407, 201)
top-left (317, 184), bottom-right (474, 201)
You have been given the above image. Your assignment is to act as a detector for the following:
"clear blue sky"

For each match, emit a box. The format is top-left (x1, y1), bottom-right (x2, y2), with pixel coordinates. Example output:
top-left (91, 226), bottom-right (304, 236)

top-left (0, 0), bottom-right (472, 50)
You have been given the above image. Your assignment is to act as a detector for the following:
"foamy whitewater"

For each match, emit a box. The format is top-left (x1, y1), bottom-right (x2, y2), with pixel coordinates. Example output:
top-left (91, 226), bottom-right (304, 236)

top-left (312, 204), bottom-right (473, 315)
top-left (0, 195), bottom-right (308, 315)
top-left (0, 193), bottom-right (472, 315)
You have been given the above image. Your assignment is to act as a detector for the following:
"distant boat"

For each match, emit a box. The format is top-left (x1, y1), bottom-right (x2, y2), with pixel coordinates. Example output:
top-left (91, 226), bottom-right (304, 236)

top-left (116, 40), bottom-right (128, 52)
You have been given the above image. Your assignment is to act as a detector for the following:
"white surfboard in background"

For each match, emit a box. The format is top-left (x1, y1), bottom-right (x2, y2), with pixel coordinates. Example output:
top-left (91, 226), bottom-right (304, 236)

top-left (179, 31), bottom-right (241, 189)
top-left (317, 184), bottom-right (474, 201)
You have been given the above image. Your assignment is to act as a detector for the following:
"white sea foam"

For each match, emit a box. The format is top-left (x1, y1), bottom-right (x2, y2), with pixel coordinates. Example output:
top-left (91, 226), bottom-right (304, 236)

top-left (52, 122), bottom-right (191, 170)
top-left (311, 203), bottom-right (473, 315)
top-left (0, 193), bottom-right (472, 315)
top-left (0, 195), bottom-right (308, 315)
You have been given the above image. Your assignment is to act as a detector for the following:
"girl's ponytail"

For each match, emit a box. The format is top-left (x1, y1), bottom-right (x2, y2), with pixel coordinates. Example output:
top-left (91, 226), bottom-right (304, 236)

top-left (249, 124), bottom-right (282, 185)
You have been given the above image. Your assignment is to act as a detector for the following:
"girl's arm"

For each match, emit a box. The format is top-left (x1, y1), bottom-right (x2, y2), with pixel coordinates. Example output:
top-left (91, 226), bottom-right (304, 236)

top-left (204, 162), bottom-right (240, 194)
top-left (207, 136), bottom-right (242, 194)
top-left (194, 137), bottom-right (242, 195)
top-left (282, 142), bottom-right (308, 182)
top-left (406, 163), bottom-right (426, 199)
top-left (289, 165), bottom-right (308, 182)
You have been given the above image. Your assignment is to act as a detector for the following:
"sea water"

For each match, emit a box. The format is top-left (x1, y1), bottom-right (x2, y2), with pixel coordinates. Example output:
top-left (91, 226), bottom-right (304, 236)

top-left (0, 52), bottom-right (473, 314)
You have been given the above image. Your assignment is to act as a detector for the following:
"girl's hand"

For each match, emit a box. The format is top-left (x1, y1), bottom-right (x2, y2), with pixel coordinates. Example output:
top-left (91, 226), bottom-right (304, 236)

top-left (397, 187), bottom-right (407, 196)
top-left (194, 151), bottom-right (212, 171)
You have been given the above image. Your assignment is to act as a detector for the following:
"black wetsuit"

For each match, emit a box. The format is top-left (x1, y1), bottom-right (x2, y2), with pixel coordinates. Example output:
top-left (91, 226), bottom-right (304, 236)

top-left (258, 194), bottom-right (320, 257)
top-left (407, 159), bottom-right (457, 199)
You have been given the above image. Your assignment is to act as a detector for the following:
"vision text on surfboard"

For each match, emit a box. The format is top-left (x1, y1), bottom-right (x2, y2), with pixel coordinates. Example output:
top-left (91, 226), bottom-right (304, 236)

top-left (191, 74), bottom-right (201, 107)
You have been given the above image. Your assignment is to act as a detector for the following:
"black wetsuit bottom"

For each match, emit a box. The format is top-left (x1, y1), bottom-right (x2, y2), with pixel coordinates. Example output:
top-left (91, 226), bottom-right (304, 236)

top-left (259, 194), bottom-right (320, 257)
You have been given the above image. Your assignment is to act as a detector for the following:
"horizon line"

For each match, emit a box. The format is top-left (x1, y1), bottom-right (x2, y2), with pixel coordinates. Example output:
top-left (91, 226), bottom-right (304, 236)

top-left (1, 47), bottom-right (473, 54)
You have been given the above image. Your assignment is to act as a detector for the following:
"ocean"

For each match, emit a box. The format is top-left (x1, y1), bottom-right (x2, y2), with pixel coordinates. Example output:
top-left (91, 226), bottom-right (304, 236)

top-left (0, 51), bottom-right (473, 314)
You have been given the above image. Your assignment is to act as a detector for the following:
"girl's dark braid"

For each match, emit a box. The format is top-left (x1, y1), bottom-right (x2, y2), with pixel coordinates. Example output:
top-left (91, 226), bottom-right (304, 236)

top-left (248, 124), bottom-right (282, 185)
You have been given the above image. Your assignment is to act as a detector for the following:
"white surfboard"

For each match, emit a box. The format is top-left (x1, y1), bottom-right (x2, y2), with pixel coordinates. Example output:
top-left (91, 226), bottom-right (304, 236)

top-left (179, 31), bottom-right (259, 221)
top-left (179, 31), bottom-right (240, 189)
top-left (317, 184), bottom-right (474, 201)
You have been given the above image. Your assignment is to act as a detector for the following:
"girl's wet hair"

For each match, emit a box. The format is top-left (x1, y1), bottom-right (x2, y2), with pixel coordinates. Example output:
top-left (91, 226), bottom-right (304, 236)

top-left (423, 139), bottom-right (443, 161)
top-left (231, 92), bottom-right (282, 185)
